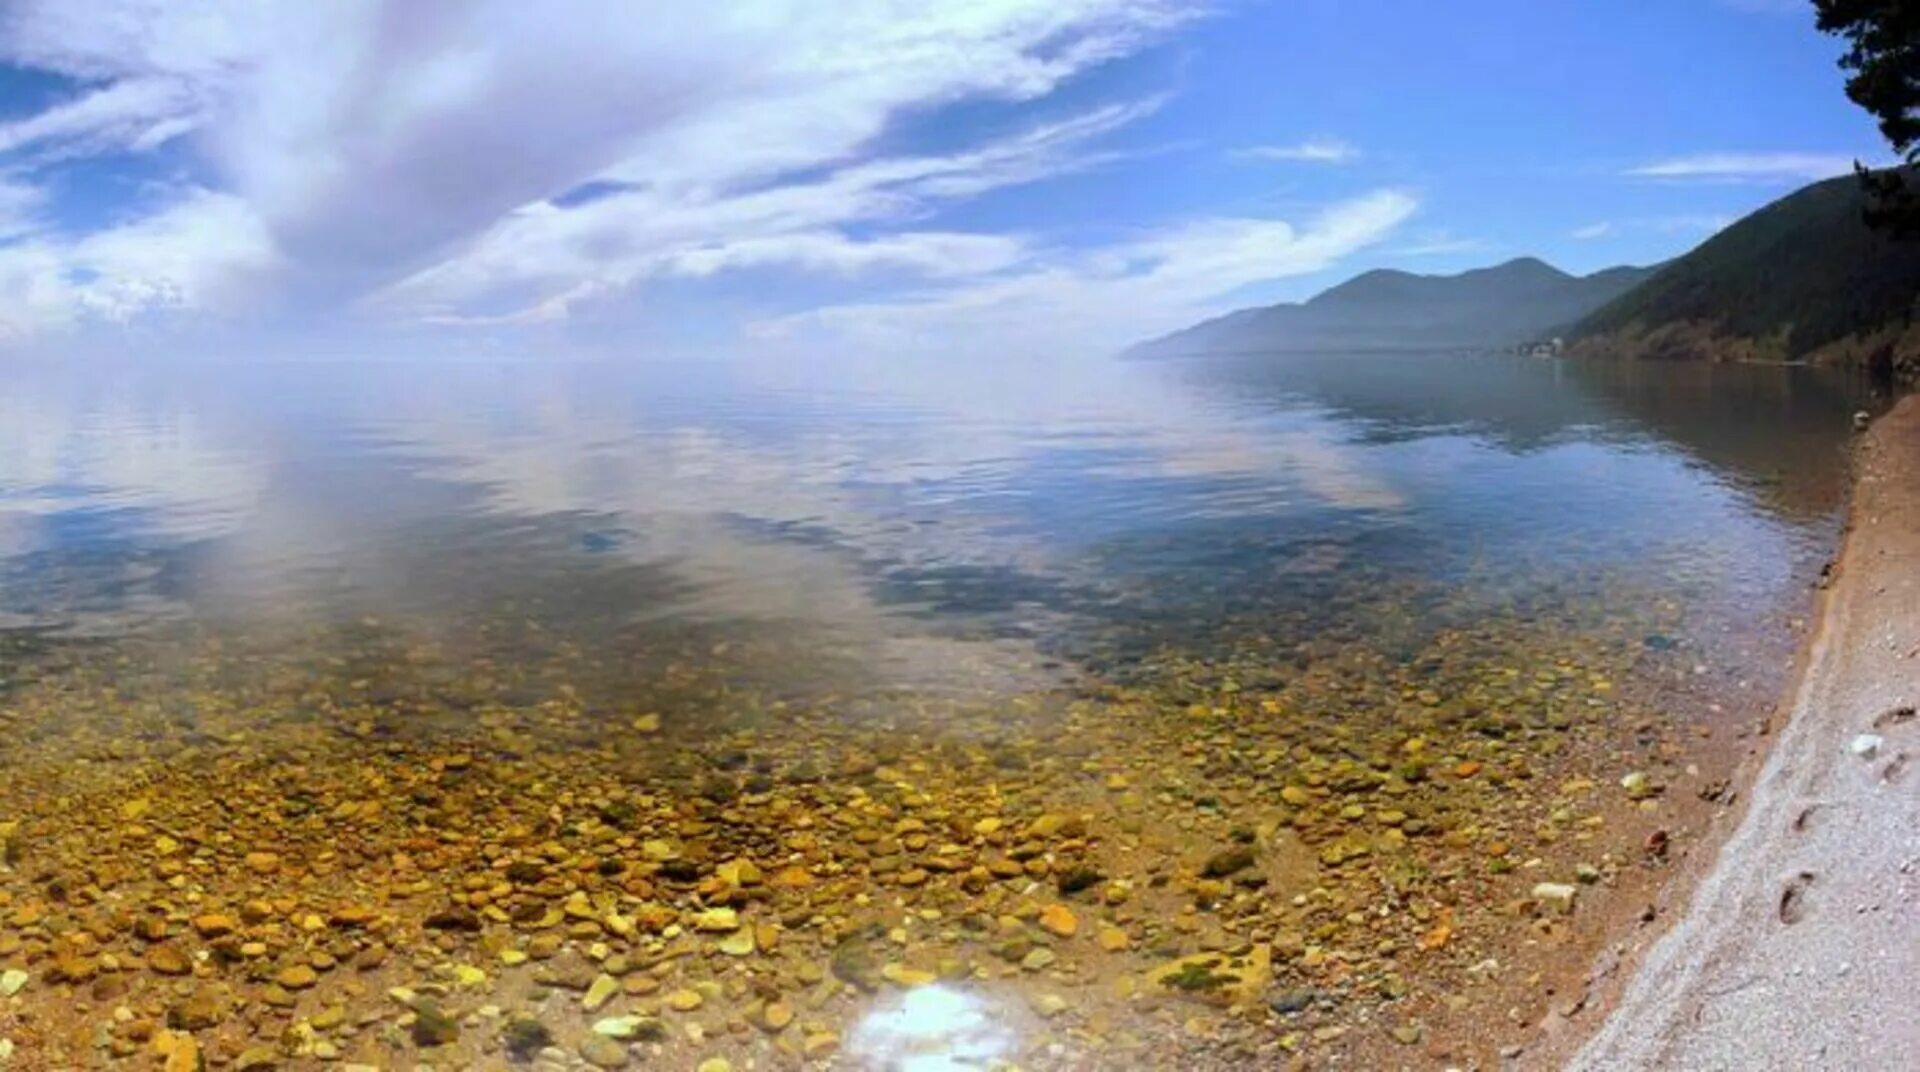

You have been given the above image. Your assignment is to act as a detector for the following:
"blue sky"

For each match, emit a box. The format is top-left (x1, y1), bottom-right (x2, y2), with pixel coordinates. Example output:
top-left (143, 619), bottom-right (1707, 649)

top-left (0, 0), bottom-right (1888, 358)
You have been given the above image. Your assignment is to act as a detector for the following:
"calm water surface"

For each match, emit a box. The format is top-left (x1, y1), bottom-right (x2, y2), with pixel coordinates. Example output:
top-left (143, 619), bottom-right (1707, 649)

top-left (0, 351), bottom-right (1874, 710)
top-left (0, 349), bottom-right (1883, 1069)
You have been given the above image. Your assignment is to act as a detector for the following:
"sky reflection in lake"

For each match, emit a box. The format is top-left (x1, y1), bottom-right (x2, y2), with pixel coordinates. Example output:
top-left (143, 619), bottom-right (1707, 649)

top-left (0, 350), bottom-right (1874, 702)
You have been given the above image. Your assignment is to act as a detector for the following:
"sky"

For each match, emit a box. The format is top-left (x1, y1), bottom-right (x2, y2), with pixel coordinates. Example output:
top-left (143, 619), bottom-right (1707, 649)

top-left (0, 0), bottom-right (1891, 361)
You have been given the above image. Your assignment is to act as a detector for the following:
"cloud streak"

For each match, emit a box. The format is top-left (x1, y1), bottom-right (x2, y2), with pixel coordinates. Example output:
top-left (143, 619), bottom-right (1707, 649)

top-left (1626, 151), bottom-right (1862, 182)
top-left (1236, 138), bottom-right (1360, 164)
top-left (753, 189), bottom-right (1419, 356)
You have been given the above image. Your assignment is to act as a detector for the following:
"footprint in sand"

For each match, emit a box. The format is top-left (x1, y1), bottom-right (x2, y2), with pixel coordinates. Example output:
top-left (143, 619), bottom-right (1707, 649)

top-left (1778, 870), bottom-right (1817, 925)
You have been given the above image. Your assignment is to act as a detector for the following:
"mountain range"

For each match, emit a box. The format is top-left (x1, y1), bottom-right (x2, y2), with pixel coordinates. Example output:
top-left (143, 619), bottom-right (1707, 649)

top-left (1136, 171), bottom-right (1920, 384)
top-left (1132, 258), bottom-right (1657, 357)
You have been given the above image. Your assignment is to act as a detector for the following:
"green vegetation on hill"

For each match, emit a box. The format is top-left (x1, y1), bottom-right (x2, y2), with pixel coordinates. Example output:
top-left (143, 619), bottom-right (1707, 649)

top-left (1571, 172), bottom-right (1920, 380)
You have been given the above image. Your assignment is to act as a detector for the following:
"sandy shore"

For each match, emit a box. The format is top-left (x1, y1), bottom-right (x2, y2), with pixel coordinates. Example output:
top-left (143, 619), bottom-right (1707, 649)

top-left (1567, 394), bottom-right (1920, 1070)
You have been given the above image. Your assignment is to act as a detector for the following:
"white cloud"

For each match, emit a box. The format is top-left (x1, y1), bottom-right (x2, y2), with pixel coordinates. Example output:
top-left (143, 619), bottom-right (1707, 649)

top-left (753, 189), bottom-right (1418, 356)
top-left (1387, 231), bottom-right (1487, 257)
top-left (1571, 222), bottom-right (1614, 240)
top-left (1626, 152), bottom-right (1862, 182)
top-left (0, 177), bottom-right (47, 241)
top-left (1236, 138), bottom-right (1359, 164)
top-left (0, 77), bottom-right (202, 159)
top-left (0, 186), bottom-right (277, 341)
top-left (0, 0), bottom-right (1207, 345)
top-left (372, 97), bottom-right (1166, 324)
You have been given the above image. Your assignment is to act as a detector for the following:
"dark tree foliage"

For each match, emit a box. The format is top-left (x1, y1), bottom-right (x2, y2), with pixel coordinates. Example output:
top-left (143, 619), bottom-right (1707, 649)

top-left (1815, 0), bottom-right (1920, 235)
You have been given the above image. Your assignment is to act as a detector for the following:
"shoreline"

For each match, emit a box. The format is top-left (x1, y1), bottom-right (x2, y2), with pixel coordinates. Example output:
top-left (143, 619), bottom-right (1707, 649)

top-left (1559, 394), bottom-right (1920, 1068)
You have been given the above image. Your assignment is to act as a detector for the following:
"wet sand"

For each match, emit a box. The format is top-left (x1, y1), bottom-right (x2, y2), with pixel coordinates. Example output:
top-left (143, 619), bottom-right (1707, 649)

top-left (1566, 394), bottom-right (1920, 1070)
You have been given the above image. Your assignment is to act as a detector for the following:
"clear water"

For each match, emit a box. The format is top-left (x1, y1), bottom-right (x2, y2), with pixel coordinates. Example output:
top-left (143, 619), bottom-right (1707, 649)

top-left (0, 348), bottom-right (1882, 1068)
top-left (0, 350), bottom-right (1871, 697)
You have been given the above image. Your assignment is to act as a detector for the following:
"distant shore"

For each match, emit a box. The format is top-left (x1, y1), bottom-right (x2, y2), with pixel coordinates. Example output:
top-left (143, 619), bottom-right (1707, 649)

top-left (1564, 394), bottom-right (1920, 1068)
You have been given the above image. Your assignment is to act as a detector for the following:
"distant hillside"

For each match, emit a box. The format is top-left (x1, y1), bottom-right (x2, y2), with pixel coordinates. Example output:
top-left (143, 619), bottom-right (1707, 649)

top-left (1133, 257), bottom-right (1656, 357)
top-left (1570, 172), bottom-right (1920, 383)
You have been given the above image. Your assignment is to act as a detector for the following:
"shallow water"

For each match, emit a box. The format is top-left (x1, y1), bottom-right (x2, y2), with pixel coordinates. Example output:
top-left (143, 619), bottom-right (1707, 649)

top-left (0, 350), bottom-right (1883, 1069)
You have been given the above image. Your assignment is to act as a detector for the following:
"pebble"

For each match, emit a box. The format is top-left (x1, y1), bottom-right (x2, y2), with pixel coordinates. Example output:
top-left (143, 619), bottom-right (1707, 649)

top-left (881, 963), bottom-right (938, 987)
top-left (0, 576), bottom-right (1711, 1070)
top-left (1849, 734), bottom-right (1883, 759)
top-left (747, 1000), bottom-right (794, 1033)
top-left (1201, 846), bottom-right (1256, 878)
top-left (1268, 988), bottom-right (1319, 1014)
top-left (1039, 904), bottom-right (1078, 937)
top-left (409, 1001), bottom-right (460, 1047)
top-left (583, 973), bottom-right (620, 1011)
top-left (579, 1035), bottom-right (630, 1068)
top-left (1532, 882), bottom-right (1578, 915)
top-left (592, 1016), bottom-right (663, 1041)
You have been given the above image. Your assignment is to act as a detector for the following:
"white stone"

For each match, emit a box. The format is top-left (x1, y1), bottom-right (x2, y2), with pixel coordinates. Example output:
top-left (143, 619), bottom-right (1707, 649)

top-left (1849, 734), bottom-right (1883, 759)
top-left (1532, 882), bottom-right (1578, 914)
top-left (592, 1016), bottom-right (648, 1040)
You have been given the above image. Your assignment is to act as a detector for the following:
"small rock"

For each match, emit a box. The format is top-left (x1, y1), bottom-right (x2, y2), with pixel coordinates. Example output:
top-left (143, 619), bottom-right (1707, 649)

top-left (190, 914), bottom-right (237, 938)
top-left (1201, 847), bottom-right (1255, 879)
top-left (1038, 904), bottom-right (1078, 938)
top-left (425, 906), bottom-right (482, 932)
top-left (881, 963), bottom-right (937, 988)
top-left (169, 990), bottom-right (223, 1030)
top-left (1055, 865), bottom-right (1104, 895)
top-left (234, 1045), bottom-right (279, 1070)
top-left (692, 907), bottom-right (739, 932)
top-left (410, 1000), bottom-right (460, 1047)
top-left (579, 1035), bottom-right (630, 1069)
top-left (1268, 987), bottom-right (1319, 1014)
top-left (1533, 882), bottom-right (1578, 915)
top-left (747, 1000), bottom-right (794, 1033)
top-left (499, 1022), bottom-right (552, 1060)
top-left (1029, 992), bottom-right (1070, 1018)
top-left (583, 973), bottom-right (620, 1011)
top-left (1850, 734), bottom-right (1883, 759)
top-left (592, 1015), bottom-right (664, 1041)
top-left (1149, 945), bottom-right (1272, 1007)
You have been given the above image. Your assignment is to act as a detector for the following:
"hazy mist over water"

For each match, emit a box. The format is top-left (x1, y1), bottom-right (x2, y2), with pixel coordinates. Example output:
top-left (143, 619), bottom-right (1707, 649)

top-left (0, 350), bottom-right (1874, 703)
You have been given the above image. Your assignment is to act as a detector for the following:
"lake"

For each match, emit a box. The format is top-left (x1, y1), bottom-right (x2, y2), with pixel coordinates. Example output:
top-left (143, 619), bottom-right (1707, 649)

top-left (0, 351), bottom-right (1879, 1068)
